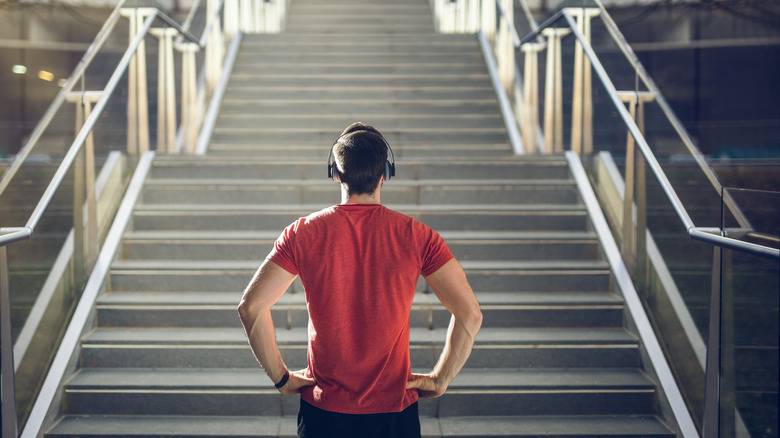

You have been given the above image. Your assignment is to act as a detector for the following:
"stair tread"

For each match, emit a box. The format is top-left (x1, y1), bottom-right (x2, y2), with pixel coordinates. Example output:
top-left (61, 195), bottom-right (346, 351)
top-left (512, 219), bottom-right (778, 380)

top-left (47, 414), bottom-right (673, 437)
top-left (437, 415), bottom-right (674, 436)
top-left (96, 291), bottom-right (622, 307)
top-left (122, 230), bottom-right (597, 241)
top-left (144, 178), bottom-right (575, 187)
top-left (133, 203), bottom-right (586, 212)
top-left (65, 368), bottom-right (654, 390)
top-left (83, 326), bottom-right (637, 346)
top-left (109, 259), bottom-right (609, 271)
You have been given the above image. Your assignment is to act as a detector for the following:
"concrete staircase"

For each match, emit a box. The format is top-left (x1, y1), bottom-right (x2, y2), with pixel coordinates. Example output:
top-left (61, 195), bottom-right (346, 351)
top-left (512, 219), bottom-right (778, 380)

top-left (45, 0), bottom-right (677, 436)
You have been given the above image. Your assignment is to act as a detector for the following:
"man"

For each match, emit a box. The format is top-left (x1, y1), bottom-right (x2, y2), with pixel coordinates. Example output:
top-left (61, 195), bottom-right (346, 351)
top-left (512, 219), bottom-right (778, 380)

top-left (238, 123), bottom-right (482, 437)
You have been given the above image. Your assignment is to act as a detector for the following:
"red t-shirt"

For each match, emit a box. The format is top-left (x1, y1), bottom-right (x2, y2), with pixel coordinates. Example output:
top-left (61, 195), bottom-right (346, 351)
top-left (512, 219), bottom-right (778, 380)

top-left (268, 203), bottom-right (454, 414)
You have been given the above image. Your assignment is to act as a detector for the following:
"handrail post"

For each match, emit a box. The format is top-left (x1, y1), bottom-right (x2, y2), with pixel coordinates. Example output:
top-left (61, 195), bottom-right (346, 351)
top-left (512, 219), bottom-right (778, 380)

top-left (635, 100), bottom-right (647, 291)
top-left (521, 42), bottom-right (543, 154)
top-left (621, 93), bottom-right (637, 272)
top-left (240, 0), bottom-right (252, 33)
top-left (617, 91), bottom-right (654, 285)
top-left (1, 245), bottom-right (18, 438)
top-left (206, 0), bottom-right (225, 94)
top-left (466, 0), bottom-right (479, 33)
top-left (224, 0), bottom-right (240, 39)
top-left (496, 0), bottom-right (515, 92)
top-left (178, 42), bottom-right (200, 154)
top-left (67, 91), bottom-right (102, 281)
top-left (481, 0), bottom-right (496, 41)
top-left (151, 28), bottom-right (178, 154)
top-left (568, 8), bottom-right (599, 156)
top-left (121, 8), bottom-right (154, 155)
top-left (703, 245), bottom-right (723, 438)
top-left (542, 27), bottom-right (570, 154)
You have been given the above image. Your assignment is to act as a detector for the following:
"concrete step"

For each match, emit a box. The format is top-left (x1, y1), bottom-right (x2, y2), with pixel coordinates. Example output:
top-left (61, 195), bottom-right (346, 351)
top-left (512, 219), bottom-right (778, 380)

top-left (231, 55), bottom-right (485, 69)
top-left (239, 34), bottom-right (476, 46)
top-left (285, 23), bottom-right (436, 34)
top-left (106, 259), bottom-right (610, 292)
top-left (139, 179), bottom-right (579, 206)
top-left (119, 230), bottom-right (600, 261)
top-left (130, 204), bottom-right (591, 233)
top-left (46, 413), bottom-right (674, 437)
top-left (148, 158), bottom-right (572, 180)
top-left (236, 45), bottom-right (483, 57)
top-left (81, 325), bottom-right (639, 369)
top-left (225, 74), bottom-right (491, 89)
top-left (62, 368), bottom-right (657, 417)
top-left (210, 128), bottom-right (509, 147)
top-left (215, 110), bottom-right (502, 129)
top-left (206, 143), bottom-right (513, 159)
top-left (94, 290), bottom-right (623, 329)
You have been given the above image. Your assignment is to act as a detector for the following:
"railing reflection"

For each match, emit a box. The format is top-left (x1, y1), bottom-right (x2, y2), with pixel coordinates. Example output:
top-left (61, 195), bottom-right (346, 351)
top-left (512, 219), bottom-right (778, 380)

top-left (0, 0), bottom-right (290, 435)
top-left (429, 1), bottom-right (779, 437)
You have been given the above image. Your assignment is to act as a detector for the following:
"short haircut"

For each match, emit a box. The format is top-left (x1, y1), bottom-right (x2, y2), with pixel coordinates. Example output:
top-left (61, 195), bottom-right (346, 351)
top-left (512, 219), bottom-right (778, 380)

top-left (332, 123), bottom-right (388, 196)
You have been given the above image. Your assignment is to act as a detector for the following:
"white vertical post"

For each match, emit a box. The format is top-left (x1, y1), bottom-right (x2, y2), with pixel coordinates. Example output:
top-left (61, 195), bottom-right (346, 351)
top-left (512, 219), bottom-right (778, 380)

top-left (224, 0), bottom-right (240, 39)
top-left (622, 93), bottom-right (638, 269)
top-left (121, 8), bottom-right (153, 155)
top-left (542, 28), bottom-right (570, 154)
top-left (522, 43), bottom-right (543, 154)
top-left (240, 0), bottom-right (252, 33)
top-left (124, 8), bottom-right (138, 155)
top-left (66, 91), bottom-right (101, 277)
top-left (83, 97), bottom-right (98, 271)
top-left (582, 10), bottom-right (597, 155)
top-left (456, 0), bottom-right (467, 33)
top-left (568, 8), bottom-right (599, 156)
top-left (466, 0), bottom-right (479, 32)
top-left (179, 43), bottom-right (199, 154)
top-left (496, 0), bottom-right (514, 92)
top-left (481, 0), bottom-right (495, 40)
top-left (151, 28), bottom-right (178, 154)
top-left (254, 0), bottom-right (264, 33)
top-left (206, 0), bottom-right (225, 93)
top-left (135, 10), bottom-right (151, 155)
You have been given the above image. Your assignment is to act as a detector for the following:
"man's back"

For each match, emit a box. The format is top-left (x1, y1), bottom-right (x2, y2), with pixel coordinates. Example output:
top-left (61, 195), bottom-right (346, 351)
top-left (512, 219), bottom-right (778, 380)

top-left (268, 203), bottom-right (453, 414)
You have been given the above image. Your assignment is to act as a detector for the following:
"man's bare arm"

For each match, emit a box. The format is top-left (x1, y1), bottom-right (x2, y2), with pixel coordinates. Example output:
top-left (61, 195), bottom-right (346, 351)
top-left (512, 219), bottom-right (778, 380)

top-left (407, 258), bottom-right (482, 397)
top-left (237, 259), bottom-right (315, 394)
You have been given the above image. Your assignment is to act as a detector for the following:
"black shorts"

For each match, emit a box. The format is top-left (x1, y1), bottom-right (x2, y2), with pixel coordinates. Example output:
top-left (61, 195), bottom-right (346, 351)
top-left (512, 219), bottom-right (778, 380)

top-left (297, 399), bottom-right (422, 438)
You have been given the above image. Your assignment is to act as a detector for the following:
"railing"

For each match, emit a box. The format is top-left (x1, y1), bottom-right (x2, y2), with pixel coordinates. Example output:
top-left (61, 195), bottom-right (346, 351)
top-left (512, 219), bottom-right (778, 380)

top-left (0, 1), bottom-right (288, 435)
top-left (432, 1), bottom-right (779, 437)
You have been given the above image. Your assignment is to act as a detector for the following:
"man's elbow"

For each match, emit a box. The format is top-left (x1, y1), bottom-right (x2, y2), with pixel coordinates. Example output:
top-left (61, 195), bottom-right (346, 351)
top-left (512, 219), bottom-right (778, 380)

top-left (460, 306), bottom-right (482, 337)
top-left (470, 308), bottom-right (483, 333)
top-left (237, 299), bottom-right (253, 324)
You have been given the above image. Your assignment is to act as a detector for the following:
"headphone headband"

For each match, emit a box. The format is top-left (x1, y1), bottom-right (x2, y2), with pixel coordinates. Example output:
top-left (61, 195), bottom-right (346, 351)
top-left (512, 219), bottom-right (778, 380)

top-left (327, 130), bottom-right (395, 182)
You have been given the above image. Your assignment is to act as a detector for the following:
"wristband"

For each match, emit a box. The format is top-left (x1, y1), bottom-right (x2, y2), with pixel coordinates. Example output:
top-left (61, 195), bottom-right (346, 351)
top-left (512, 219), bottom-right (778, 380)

top-left (274, 370), bottom-right (290, 389)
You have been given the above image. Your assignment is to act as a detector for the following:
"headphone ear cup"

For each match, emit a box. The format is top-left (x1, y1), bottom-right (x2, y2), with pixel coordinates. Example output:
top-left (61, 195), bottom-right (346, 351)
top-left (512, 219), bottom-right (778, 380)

top-left (330, 162), bottom-right (339, 182)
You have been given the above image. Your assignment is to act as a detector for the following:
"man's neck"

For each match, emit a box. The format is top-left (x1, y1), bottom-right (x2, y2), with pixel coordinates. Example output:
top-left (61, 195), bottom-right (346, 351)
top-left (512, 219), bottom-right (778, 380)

top-left (340, 184), bottom-right (381, 205)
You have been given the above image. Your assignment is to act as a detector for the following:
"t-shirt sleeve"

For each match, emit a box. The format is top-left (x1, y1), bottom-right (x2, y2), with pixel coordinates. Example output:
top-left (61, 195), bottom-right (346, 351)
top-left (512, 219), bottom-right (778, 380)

top-left (267, 221), bottom-right (301, 276)
top-left (419, 222), bottom-right (454, 277)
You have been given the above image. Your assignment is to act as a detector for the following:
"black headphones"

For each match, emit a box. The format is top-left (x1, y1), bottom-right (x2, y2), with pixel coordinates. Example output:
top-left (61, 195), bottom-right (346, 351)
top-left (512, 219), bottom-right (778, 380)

top-left (327, 131), bottom-right (395, 182)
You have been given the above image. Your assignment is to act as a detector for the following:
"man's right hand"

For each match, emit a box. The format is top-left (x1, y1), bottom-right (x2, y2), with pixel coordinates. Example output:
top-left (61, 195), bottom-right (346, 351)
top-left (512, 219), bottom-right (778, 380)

top-left (406, 372), bottom-right (447, 398)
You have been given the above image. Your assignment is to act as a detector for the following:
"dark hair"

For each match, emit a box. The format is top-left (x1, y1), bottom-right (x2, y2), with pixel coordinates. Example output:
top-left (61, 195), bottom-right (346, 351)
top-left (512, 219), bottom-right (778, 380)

top-left (332, 123), bottom-right (388, 196)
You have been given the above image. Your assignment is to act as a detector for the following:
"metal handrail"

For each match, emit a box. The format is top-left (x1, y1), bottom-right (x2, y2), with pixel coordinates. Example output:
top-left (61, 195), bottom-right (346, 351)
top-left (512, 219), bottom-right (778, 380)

top-left (0, 1), bottom-right (246, 434)
top-left (590, 0), bottom-right (753, 232)
top-left (0, 6), bottom-right (217, 249)
top-left (0, 0), bottom-right (129, 197)
top-left (508, 7), bottom-right (778, 260)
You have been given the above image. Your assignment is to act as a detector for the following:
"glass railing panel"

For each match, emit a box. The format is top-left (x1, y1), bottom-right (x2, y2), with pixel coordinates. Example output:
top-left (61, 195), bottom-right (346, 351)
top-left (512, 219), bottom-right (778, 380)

top-left (8, 166), bottom-right (77, 428)
top-left (0, 17), bottom-right (139, 429)
top-left (720, 188), bottom-right (779, 438)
